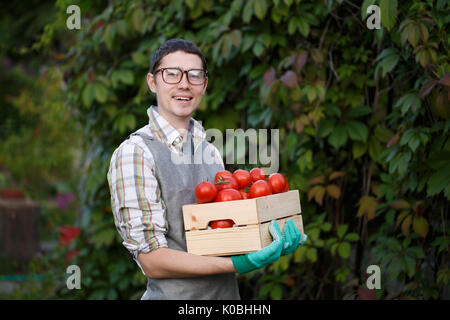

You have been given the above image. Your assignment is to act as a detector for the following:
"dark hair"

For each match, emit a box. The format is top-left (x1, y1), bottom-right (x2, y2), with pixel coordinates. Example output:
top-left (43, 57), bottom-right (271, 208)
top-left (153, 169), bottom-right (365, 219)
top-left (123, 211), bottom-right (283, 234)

top-left (149, 39), bottom-right (207, 74)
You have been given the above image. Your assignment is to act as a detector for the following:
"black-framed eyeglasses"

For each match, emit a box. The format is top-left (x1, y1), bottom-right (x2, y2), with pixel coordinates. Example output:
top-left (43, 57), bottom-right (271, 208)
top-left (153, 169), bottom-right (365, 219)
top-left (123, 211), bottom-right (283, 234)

top-left (154, 68), bottom-right (208, 85)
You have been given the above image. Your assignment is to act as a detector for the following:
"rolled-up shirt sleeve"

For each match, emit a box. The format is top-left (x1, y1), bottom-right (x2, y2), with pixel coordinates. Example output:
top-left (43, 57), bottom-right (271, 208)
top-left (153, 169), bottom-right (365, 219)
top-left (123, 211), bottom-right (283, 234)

top-left (107, 141), bottom-right (168, 261)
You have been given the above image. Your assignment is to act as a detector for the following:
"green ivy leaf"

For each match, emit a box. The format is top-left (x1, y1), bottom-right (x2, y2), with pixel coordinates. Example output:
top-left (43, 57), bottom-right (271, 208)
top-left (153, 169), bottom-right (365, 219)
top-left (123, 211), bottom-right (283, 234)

top-left (94, 82), bottom-right (108, 103)
top-left (252, 42), bottom-right (264, 57)
top-left (132, 52), bottom-right (149, 67)
top-left (306, 247), bottom-right (317, 262)
top-left (427, 163), bottom-right (450, 197)
top-left (115, 20), bottom-right (128, 37)
top-left (270, 284), bottom-right (283, 300)
top-left (389, 257), bottom-right (403, 280)
top-left (353, 142), bottom-right (366, 160)
top-left (132, 8), bottom-right (145, 34)
top-left (368, 135), bottom-right (383, 163)
top-left (103, 24), bottom-right (116, 51)
top-left (297, 19), bottom-right (310, 37)
top-left (328, 125), bottom-right (348, 150)
top-left (82, 83), bottom-right (95, 108)
top-left (288, 17), bottom-right (296, 35)
top-left (253, 0), bottom-right (268, 20)
top-left (317, 119), bottom-right (335, 138)
top-left (347, 105), bottom-right (372, 118)
top-left (382, 54), bottom-right (399, 77)
top-left (403, 255), bottom-right (416, 278)
top-left (337, 224), bottom-right (348, 239)
top-left (361, 0), bottom-right (376, 20)
top-left (345, 233), bottom-right (360, 242)
top-left (346, 120), bottom-right (368, 143)
top-left (375, 48), bottom-right (399, 78)
top-left (374, 125), bottom-right (395, 143)
top-left (242, 0), bottom-right (254, 23)
top-left (380, 0), bottom-right (398, 31)
top-left (337, 242), bottom-right (351, 259)
top-left (321, 222), bottom-right (332, 232)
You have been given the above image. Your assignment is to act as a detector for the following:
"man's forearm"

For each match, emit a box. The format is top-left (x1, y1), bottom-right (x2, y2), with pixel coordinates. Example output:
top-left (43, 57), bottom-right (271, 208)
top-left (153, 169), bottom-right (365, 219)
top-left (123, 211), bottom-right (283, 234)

top-left (137, 247), bottom-right (236, 278)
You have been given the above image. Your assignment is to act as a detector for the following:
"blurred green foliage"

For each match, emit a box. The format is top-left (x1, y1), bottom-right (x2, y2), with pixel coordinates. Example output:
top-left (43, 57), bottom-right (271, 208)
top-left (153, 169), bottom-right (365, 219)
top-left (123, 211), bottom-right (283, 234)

top-left (3, 0), bottom-right (449, 299)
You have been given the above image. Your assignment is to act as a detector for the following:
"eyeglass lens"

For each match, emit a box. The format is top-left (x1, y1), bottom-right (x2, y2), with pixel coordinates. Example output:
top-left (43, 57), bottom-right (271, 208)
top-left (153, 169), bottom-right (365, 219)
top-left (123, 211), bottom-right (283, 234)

top-left (162, 68), bottom-right (206, 84)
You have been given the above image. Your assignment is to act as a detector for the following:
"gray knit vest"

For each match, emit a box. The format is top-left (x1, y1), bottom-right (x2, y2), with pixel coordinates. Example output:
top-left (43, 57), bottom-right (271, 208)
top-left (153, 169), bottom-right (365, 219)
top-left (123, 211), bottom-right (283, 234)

top-left (131, 131), bottom-right (240, 300)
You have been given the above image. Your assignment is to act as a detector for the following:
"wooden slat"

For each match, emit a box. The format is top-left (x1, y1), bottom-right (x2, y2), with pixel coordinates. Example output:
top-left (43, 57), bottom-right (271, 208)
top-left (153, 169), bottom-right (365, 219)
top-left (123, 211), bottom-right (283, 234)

top-left (185, 225), bottom-right (262, 256)
top-left (182, 199), bottom-right (258, 230)
top-left (259, 214), bottom-right (304, 248)
top-left (256, 190), bottom-right (301, 223)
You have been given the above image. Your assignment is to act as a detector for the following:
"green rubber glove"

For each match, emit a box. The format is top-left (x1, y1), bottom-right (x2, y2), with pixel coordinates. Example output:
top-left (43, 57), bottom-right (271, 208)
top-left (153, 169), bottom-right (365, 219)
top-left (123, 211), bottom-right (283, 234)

top-left (281, 218), bottom-right (308, 256)
top-left (231, 220), bottom-right (283, 274)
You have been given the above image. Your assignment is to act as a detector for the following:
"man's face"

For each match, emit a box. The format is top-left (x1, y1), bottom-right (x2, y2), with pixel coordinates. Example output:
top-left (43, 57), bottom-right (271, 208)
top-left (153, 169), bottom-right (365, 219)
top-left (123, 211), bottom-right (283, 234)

top-left (147, 51), bottom-right (208, 124)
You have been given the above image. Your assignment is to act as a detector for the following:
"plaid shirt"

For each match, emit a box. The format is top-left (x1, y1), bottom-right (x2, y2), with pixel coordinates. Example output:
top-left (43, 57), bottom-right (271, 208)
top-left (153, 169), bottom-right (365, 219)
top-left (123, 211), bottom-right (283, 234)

top-left (107, 106), bottom-right (224, 261)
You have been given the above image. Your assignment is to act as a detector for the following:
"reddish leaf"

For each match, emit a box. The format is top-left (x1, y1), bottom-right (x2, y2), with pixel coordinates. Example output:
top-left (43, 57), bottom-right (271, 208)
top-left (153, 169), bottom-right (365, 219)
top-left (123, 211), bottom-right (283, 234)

top-left (284, 274), bottom-right (295, 287)
top-left (326, 184), bottom-right (341, 199)
top-left (412, 201), bottom-right (424, 217)
top-left (280, 70), bottom-right (298, 88)
top-left (386, 132), bottom-right (401, 148)
top-left (51, 53), bottom-right (66, 61)
top-left (329, 171), bottom-right (346, 181)
top-left (307, 185), bottom-right (322, 201)
top-left (401, 215), bottom-right (412, 237)
top-left (434, 92), bottom-right (450, 119)
top-left (314, 186), bottom-right (326, 206)
top-left (295, 51), bottom-right (308, 72)
top-left (419, 79), bottom-right (438, 98)
top-left (439, 73), bottom-right (450, 87)
top-left (395, 210), bottom-right (410, 229)
top-left (282, 54), bottom-right (296, 69)
top-left (358, 287), bottom-right (377, 300)
top-left (371, 184), bottom-right (381, 198)
top-left (307, 185), bottom-right (319, 201)
top-left (391, 199), bottom-right (410, 210)
top-left (422, 17), bottom-right (434, 25)
top-left (306, 176), bottom-right (325, 186)
top-left (357, 196), bottom-right (378, 221)
top-left (413, 216), bottom-right (429, 238)
top-left (264, 68), bottom-right (276, 87)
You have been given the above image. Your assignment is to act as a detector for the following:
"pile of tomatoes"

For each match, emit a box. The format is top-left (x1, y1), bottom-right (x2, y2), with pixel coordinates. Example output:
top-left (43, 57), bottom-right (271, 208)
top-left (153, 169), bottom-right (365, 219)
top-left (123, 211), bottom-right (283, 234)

top-left (195, 168), bottom-right (289, 204)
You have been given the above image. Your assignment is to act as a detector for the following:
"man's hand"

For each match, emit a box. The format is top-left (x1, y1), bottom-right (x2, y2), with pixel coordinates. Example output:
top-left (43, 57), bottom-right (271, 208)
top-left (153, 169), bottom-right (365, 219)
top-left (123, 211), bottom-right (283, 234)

top-left (231, 220), bottom-right (283, 274)
top-left (281, 218), bottom-right (308, 256)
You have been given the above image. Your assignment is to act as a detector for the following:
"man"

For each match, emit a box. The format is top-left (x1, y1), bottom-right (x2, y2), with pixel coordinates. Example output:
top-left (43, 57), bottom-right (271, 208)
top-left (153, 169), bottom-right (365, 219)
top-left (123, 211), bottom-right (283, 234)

top-left (107, 39), bottom-right (307, 300)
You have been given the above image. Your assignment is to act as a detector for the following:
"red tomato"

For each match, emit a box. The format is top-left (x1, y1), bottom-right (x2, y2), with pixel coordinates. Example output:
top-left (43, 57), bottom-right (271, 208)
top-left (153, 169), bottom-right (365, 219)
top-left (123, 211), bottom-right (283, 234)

top-left (268, 173), bottom-right (288, 194)
top-left (215, 189), bottom-right (242, 202)
top-left (210, 219), bottom-right (234, 229)
top-left (214, 170), bottom-right (233, 183)
top-left (249, 180), bottom-right (272, 198)
top-left (250, 168), bottom-right (267, 182)
top-left (283, 180), bottom-right (289, 192)
top-left (232, 169), bottom-right (252, 188)
top-left (195, 181), bottom-right (217, 203)
top-left (215, 176), bottom-right (239, 191)
top-left (239, 189), bottom-right (250, 199)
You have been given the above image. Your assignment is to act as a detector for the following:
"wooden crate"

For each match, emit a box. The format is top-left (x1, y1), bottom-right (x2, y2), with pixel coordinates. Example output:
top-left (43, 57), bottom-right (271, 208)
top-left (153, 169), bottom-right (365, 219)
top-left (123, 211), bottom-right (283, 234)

top-left (182, 190), bottom-right (303, 256)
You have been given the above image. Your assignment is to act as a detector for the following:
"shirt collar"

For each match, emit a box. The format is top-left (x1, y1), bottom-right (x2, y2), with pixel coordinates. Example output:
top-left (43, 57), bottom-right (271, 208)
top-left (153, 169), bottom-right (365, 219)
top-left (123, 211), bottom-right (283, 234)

top-left (146, 105), bottom-right (206, 147)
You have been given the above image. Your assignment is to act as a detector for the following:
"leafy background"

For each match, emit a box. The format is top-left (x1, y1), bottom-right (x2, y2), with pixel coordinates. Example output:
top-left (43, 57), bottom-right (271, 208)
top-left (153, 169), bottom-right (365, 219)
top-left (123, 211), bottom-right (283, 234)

top-left (0, 0), bottom-right (449, 299)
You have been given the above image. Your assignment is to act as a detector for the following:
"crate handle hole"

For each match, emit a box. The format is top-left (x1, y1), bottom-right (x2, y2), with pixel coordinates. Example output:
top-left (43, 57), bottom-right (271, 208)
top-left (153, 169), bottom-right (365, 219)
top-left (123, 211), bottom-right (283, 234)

top-left (207, 219), bottom-right (237, 229)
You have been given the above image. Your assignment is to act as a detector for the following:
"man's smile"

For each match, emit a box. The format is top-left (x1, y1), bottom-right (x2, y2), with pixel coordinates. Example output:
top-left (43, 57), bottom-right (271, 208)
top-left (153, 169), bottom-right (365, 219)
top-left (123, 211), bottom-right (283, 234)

top-left (173, 95), bottom-right (193, 101)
